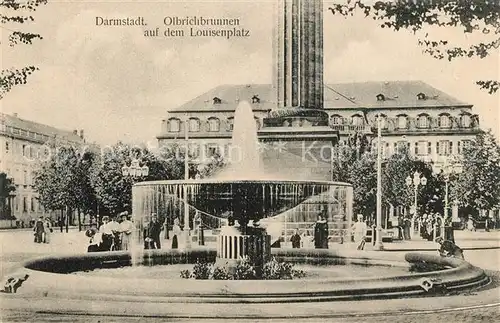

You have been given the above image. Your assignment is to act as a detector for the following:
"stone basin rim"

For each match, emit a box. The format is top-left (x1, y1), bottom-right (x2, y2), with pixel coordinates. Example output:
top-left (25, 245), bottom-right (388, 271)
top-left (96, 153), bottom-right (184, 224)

top-left (132, 179), bottom-right (353, 187)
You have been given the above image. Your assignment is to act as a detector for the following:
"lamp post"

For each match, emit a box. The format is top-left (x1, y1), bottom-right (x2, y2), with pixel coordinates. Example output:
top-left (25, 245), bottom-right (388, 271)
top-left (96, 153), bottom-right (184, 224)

top-left (440, 160), bottom-right (463, 242)
top-left (406, 171), bottom-right (427, 239)
top-left (183, 116), bottom-right (192, 249)
top-left (373, 114), bottom-right (384, 251)
top-left (122, 159), bottom-right (149, 179)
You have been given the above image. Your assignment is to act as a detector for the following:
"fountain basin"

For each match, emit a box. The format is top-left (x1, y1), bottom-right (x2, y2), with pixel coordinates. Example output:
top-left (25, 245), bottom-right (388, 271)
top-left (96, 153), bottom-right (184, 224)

top-left (4, 248), bottom-right (488, 304)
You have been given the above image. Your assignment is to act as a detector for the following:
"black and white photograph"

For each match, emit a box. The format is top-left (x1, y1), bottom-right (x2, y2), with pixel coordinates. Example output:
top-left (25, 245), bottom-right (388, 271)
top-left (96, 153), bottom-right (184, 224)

top-left (0, 0), bottom-right (499, 322)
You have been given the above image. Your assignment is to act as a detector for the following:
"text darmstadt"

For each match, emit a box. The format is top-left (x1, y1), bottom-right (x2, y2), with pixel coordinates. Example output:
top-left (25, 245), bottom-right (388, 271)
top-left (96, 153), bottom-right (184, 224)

top-left (96, 16), bottom-right (146, 26)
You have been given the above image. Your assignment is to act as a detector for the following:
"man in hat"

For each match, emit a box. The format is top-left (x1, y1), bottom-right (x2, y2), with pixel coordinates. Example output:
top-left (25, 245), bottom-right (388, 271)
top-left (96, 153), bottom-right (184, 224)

top-left (144, 213), bottom-right (163, 249)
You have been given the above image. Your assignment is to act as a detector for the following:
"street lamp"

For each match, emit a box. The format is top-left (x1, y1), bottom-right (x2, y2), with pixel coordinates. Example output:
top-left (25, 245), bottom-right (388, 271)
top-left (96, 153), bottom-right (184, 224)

top-left (406, 171), bottom-right (427, 239)
top-left (183, 115), bottom-right (191, 249)
top-left (373, 114), bottom-right (384, 251)
top-left (440, 160), bottom-right (463, 241)
top-left (122, 159), bottom-right (149, 178)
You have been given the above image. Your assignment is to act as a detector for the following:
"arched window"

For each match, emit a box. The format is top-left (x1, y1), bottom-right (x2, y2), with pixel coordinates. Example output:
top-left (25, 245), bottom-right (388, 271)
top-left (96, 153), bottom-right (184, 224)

top-left (397, 115), bottom-right (408, 129)
top-left (168, 118), bottom-right (180, 132)
top-left (438, 114), bottom-right (451, 128)
top-left (351, 114), bottom-right (364, 126)
top-left (417, 114), bottom-right (429, 128)
top-left (188, 118), bottom-right (200, 132)
top-left (460, 114), bottom-right (471, 128)
top-left (416, 141), bottom-right (428, 155)
top-left (207, 117), bottom-right (220, 132)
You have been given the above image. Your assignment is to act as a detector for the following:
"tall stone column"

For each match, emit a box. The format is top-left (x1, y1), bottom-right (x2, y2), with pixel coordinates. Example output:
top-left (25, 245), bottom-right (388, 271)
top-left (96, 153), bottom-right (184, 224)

top-left (273, 0), bottom-right (324, 110)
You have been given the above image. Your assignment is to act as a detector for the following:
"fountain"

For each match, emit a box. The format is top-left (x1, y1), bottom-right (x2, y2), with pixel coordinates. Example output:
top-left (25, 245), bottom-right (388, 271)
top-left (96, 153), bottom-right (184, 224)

top-left (0, 101), bottom-right (491, 319)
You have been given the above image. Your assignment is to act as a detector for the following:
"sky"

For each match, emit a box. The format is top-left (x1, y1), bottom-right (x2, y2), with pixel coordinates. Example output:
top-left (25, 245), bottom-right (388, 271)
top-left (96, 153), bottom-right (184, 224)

top-left (1, 0), bottom-right (499, 145)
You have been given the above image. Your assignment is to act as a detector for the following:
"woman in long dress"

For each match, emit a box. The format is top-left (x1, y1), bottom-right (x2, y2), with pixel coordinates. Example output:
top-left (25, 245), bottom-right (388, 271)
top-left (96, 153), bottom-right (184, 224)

top-left (119, 212), bottom-right (134, 251)
top-left (351, 214), bottom-right (367, 249)
top-left (43, 218), bottom-right (52, 244)
top-left (171, 218), bottom-right (181, 249)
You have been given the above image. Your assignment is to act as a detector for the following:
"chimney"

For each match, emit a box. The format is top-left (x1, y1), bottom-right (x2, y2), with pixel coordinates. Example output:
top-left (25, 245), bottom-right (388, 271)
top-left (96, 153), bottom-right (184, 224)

top-left (79, 129), bottom-right (84, 139)
top-left (73, 130), bottom-right (78, 135)
top-left (13, 113), bottom-right (18, 118)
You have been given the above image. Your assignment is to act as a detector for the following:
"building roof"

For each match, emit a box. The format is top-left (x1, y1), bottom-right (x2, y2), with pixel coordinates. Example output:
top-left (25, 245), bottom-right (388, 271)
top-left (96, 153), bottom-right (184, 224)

top-left (0, 113), bottom-right (84, 143)
top-left (168, 81), bottom-right (470, 113)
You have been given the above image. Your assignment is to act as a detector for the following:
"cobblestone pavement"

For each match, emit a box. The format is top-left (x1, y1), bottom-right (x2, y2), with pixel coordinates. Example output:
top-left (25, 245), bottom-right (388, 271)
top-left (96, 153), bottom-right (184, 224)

top-left (0, 229), bottom-right (499, 322)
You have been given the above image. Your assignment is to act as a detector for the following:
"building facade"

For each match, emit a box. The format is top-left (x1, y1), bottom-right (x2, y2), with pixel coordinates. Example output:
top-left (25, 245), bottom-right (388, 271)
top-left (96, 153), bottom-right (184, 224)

top-left (0, 112), bottom-right (85, 225)
top-left (157, 81), bottom-right (480, 171)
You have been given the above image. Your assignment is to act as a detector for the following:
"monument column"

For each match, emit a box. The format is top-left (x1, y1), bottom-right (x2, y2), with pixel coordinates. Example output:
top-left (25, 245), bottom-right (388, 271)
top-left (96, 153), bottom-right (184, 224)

top-left (273, 0), bottom-right (324, 110)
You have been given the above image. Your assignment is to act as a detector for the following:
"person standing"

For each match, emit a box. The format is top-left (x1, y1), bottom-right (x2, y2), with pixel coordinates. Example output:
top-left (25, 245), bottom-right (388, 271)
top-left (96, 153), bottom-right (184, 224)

top-left (119, 212), bottom-right (134, 251)
top-left (290, 229), bottom-right (301, 248)
top-left (171, 218), bottom-right (181, 249)
top-left (43, 217), bottom-right (52, 244)
top-left (351, 214), bottom-right (367, 249)
top-left (33, 217), bottom-right (44, 243)
top-left (313, 214), bottom-right (329, 249)
top-left (145, 213), bottom-right (163, 249)
top-left (99, 216), bottom-right (114, 251)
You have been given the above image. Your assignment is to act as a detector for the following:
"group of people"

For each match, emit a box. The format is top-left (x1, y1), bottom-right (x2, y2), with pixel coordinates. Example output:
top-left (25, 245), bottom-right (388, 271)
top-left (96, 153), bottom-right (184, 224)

top-left (143, 213), bottom-right (183, 250)
top-left (33, 217), bottom-right (52, 244)
top-left (287, 215), bottom-right (330, 249)
top-left (418, 213), bottom-right (443, 241)
top-left (86, 212), bottom-right (133, 252)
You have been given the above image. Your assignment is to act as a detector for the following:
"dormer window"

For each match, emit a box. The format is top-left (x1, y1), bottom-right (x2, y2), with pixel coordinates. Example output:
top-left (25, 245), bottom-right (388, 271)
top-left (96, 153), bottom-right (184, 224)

top-left (251, 95), bottom-right (260, 104)
top-left (351, 114), bottom-right (364, 126)
top-left (167, 118), bottom-right (181, 132)
top-left (460, 113), bottom-right (471, 128)
top-left (227, 117), bottom-right (234, 131)
top-left (330, 114), bottom-right (343, 125)
top-left (397, 115), bottom-right (408, 129)
top-left (213, 97), bottom-right (222, 104)
top-left (417, 114), bottom-right (429, 128)
top-left (207, 117), bottom-right (220, 132)
top-left (188, 118), bottom-right (200, 132)
top-left (438, 114), bottom-right (451, 128)
top-left (417, 93), bottom-right (426, 100)
top-left (376, 94), bottom-right (385, 101)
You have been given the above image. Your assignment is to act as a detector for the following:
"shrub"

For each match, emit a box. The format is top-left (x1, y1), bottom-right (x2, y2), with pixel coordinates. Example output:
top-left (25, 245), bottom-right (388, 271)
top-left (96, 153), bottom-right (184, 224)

top-left (180, 257), bottom-right (305, 280)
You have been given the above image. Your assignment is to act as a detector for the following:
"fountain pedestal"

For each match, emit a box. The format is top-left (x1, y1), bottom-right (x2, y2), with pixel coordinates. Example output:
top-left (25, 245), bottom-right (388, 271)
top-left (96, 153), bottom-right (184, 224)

top-left (216, 225), bottom-right (271, 270)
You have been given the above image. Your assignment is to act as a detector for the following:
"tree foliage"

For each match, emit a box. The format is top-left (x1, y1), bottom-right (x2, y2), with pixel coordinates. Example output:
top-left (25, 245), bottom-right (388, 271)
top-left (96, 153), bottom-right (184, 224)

top-left (0, 172), bottom-right (16, 219)
top-left (1, 0), bottom-right (47, 99)
top-left (329, 0), bottom-right (500, 93)
top-left (452, 130), bottom-right (500, 211)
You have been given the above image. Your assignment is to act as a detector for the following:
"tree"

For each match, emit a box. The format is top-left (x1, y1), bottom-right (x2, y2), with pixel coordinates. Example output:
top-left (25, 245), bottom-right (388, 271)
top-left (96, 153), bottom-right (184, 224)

top-left (89, 143), bottom-right (185, 216)
top-left (452, 130), bottom-right (500, 215)
top-left (349, 153), bottom-right (377, 217)
top-left (329, 0), bottom-right (500, 93)
top-left (1, 0), bottom-right (47, 99)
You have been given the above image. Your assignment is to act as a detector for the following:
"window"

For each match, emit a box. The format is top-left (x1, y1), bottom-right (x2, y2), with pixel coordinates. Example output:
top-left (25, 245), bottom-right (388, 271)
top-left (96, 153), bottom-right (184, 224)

top-left (438, 114), bottom-right (451, 128)
top-left (207, 117), bottom-right (220, 132)
top-left (351, 115), bottom-right (363, 126)
top-left (374, 115), bottom-right (387, 129)
top-left (188, 143), bottom-right (200, 158)
top-left (227, 117), bottom-right (234, 131)
top-left (458, 140), bottom-right (472, 154)
top-left (427, 142), bottom-right (432, 155)
top-left (437, 140), bottom-right (453, 156)
top-left (5, 142), bottom-right (9, 154)
top-left (417, 93), bottom-right (426, 100)
top-left (12, 128), bottom-right (19, 135)
top-left (15, 197), bottom-right (19, 211)
top-left (460, 114), bottom-right (471, 128)
top-left (251, 95), bottom-right (260, 104)
top-left (213, 97), bottom-right (222, 104)
top-left (330, 115), bottom-right (342, 125)
top-left (397, 115), bottom-right (408, 129)
top-left (22, 144), bottom-right (26, 157)
top-left (31, 197), bottom-right (35, 212)
top-left (168, 118), bottom-right (180, 132)
top-left (206, 144), bottom-right (220, 157)
top-left (188, 118), bottom-right (200, 132)
top-left (416, 141), bottom-right (428, 155)
top-left (376, 94), bottom-right (385, 101)
top-left (417, 114), bottom-right (429, 128)
top-left (255, 118), bottom-right (261, 130)
top-left (23, 197), bottom-right (27, 212)
top-left (23, 170), bottom-right (27, 185)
